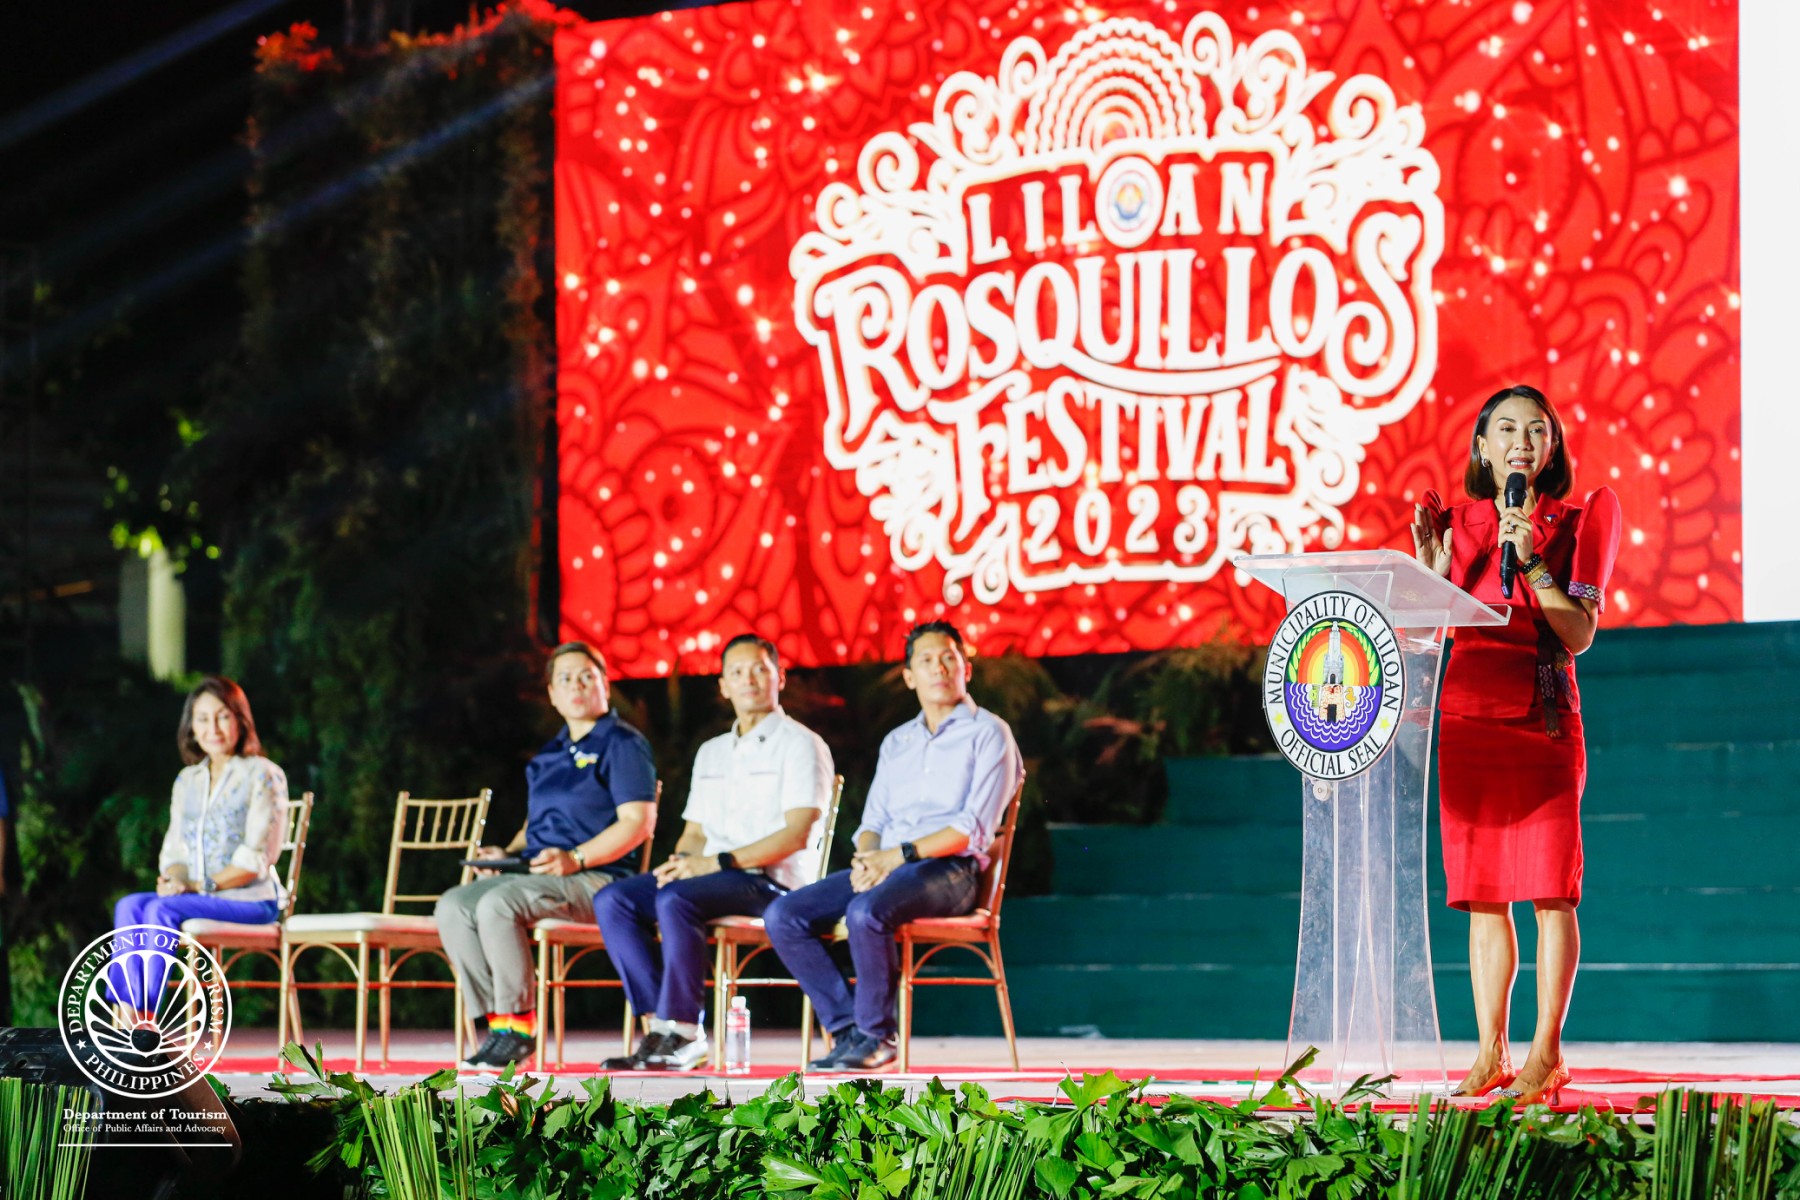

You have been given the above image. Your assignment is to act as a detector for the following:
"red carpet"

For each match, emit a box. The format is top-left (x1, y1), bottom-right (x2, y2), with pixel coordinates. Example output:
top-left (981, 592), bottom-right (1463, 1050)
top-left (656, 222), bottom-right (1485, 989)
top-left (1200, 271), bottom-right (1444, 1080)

top-left (219, 1054), bottom-right (1800, 1113)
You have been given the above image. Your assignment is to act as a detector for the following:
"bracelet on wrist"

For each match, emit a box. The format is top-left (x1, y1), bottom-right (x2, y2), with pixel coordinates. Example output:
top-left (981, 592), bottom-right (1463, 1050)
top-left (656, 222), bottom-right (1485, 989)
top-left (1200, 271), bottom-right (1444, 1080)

top-left (1523, 553), bottom-right (1555, 591)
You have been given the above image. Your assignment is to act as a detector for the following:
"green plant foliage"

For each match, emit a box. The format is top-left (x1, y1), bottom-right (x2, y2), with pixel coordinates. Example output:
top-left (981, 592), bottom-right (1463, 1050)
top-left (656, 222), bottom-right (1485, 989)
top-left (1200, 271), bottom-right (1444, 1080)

top-left (256, 1043), bottom-right (1800, 1200)
top-left (1649, 1090), bottom-right (1798, 1200)
top-left (1117, 638), bottom-right (1268, 763)
top-left (0, 1076), bottom-right (94, 1200)
top-left (7, 674), bottom-right (191, 1026)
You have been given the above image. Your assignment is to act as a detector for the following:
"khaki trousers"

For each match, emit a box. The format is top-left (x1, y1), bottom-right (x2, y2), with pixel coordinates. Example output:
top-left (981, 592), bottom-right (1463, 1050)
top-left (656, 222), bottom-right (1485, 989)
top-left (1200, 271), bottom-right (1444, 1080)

top-left (434, 871), bottom-right (614, 1016)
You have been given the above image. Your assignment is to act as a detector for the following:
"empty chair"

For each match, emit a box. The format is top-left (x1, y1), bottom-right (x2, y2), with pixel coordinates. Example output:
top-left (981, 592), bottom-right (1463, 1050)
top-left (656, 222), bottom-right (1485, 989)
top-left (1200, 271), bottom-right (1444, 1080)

top-left (281, 789), bottom-right (491, 1071)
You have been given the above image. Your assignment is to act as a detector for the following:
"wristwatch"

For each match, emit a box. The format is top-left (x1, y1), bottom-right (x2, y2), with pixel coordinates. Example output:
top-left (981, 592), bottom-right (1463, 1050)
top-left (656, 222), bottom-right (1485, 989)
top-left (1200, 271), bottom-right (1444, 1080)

top-left (717, 851), bottom-right (740, 871)
top-left (201, 875), bottom-right (219, 894)
top-left (899, 842), bottom-right (920, 864)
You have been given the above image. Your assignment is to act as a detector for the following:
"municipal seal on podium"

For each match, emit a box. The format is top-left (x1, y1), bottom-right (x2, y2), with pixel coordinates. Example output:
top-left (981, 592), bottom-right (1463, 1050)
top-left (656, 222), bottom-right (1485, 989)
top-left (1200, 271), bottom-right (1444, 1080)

top-left (1262, 590), bottom-right (1405, 781)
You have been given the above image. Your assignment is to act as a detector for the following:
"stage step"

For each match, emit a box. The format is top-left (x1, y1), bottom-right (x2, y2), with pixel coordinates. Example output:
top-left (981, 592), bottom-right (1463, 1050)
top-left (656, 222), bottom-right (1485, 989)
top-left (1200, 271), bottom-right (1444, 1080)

top-left (1164, 756), bottom-right (1299, 825)
top-left (1575, 621), bottom-right (1800, 677)
top-left (910, 962), bottom-right (1294, 1041)
top-left (999, 888), bottom-right (1800, 968)
top-left (1165, 742), bottom-right (1800, 824)
top-left (909, 962), bottom-right (1800, 1043)
top-left (1001, 894), bottom-right (1301, 967)
top-left (1049, 815), bottom-right (1800, 895)
top-left (1579, 814), bottom-right (1800, 889)
top-left (1581, 740), bottom-right (1800, 814)
top-left (1439, 965), bottom-right (1800, 1045)
top-left (1048, 823), bottom-right (1297, 895)
top-left (1571, 671), bottom-right (1784, 744)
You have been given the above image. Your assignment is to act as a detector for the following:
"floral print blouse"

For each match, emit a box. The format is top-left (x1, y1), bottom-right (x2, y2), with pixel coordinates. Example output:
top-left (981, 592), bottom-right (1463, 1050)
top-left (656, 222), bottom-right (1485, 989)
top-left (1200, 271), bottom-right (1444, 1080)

top-left (157, 755), bottom-right (289, 904)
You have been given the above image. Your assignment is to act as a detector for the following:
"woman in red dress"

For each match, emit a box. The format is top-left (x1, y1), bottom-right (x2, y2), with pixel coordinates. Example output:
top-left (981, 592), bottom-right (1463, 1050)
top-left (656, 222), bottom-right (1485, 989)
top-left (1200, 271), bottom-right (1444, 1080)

top-left (1411, 384), bottom-right (1620, 1105)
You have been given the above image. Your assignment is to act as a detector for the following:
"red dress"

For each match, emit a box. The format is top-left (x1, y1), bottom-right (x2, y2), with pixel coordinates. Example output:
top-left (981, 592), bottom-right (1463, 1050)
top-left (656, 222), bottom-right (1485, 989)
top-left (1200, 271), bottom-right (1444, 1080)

top-left (1421, 486), bottom-right (1621, 910)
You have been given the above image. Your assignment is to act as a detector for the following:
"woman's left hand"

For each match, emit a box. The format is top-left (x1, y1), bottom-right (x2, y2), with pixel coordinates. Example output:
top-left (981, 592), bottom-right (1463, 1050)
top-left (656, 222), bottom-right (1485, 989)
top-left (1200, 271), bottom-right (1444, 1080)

top-left (155, 872), bottom-right (194, 896)
top-left (1497, 504), bottom-right (1535, 561)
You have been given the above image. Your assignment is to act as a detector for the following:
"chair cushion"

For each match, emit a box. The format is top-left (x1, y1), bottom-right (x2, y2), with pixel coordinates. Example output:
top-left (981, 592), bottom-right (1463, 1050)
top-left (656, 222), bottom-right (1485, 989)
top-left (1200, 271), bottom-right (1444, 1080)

top-left (905, 910), bottom-right (994, 932)
top-left (284, 913), bottom-right (440, 936)
top-left (707, 915), bottom-right (767, 929)
top-left (532, 919), bottom-right (605, 944)
top-left (180, 919), bottom-right (279, 942)
top-left (824, 910), bottom-right (994, 941)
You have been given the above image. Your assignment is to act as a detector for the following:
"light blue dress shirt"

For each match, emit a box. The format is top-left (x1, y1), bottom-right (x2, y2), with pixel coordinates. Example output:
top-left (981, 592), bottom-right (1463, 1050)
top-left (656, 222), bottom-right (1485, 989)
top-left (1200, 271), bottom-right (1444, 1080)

top-left (854, 701), bottom-right (1023, 871)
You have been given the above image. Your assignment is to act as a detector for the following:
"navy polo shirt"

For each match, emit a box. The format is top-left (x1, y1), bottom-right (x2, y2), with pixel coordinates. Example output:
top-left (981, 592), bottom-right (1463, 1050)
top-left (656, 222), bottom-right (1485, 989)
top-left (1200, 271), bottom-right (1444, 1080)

top-left (523, 713), bottom-right (656, 865)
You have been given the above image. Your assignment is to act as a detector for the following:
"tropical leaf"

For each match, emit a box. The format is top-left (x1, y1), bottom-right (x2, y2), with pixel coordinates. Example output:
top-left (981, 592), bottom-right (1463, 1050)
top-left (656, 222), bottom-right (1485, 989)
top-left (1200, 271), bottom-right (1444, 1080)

top-left (1061, 1071), bottom-right (1135, 1110)
top-left (764, 1153), bottom-right (830, 1189)
top-left (1035, 1156), bottom-right (1082, 1198)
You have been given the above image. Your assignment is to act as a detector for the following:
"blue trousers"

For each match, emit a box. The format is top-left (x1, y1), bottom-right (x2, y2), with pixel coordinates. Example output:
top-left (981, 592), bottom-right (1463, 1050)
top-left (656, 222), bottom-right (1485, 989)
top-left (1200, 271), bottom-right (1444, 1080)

top-left (593, 868), bottom-right (785, 1024)
top-left (763, 857), bottom-right (978, 1041)
top-left (107, 890), bottom-right (280, 1007)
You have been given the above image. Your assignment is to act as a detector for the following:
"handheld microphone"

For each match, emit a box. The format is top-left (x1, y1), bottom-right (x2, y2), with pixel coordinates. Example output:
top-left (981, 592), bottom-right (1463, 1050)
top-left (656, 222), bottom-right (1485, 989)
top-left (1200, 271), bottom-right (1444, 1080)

top-left (1499, 471), bottom-right (1527, 598)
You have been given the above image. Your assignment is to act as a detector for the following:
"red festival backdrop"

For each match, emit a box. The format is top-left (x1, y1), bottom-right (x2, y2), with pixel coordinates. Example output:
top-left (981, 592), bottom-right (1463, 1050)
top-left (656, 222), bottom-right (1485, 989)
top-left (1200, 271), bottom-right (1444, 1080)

top-left (551, 0), bottom-right (1740, 677)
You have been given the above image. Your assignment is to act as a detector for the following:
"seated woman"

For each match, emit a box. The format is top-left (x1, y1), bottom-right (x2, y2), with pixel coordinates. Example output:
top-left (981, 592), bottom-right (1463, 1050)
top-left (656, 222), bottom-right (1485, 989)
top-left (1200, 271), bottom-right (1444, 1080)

top-left (107, 676), bottom-right (289, 1018)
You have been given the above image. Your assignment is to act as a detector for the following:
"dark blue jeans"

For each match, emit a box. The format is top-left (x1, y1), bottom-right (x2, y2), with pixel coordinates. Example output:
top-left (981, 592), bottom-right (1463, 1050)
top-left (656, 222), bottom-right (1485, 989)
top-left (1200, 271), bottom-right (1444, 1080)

top-left (763, 857), bottom-right (979, 1041)
top-left (593, 868), bottom-right (785, 1025)
top-left (107, 890), bottom-right (280, 1007)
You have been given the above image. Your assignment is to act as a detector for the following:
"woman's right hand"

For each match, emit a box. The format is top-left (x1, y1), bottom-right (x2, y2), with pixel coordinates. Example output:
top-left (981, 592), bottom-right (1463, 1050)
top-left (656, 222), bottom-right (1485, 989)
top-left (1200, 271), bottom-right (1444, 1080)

top-left (155, 869), bottom-right (193, 896)
top-left (1412, 503), bottom-right (1452, 577)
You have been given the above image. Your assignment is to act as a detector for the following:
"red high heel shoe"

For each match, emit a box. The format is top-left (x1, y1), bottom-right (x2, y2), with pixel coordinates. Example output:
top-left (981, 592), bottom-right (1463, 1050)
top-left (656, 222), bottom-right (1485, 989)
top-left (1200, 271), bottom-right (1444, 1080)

top-left (1449, 1054), bottom-right (1516, 1097)
top-left (1496, 1060), bottom-right (1571, 1105)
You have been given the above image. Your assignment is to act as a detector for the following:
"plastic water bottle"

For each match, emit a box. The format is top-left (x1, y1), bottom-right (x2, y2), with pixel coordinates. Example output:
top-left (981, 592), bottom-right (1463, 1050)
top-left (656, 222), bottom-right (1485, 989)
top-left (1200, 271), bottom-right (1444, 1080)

top-left (724, 996), bottom-right (751, 1074)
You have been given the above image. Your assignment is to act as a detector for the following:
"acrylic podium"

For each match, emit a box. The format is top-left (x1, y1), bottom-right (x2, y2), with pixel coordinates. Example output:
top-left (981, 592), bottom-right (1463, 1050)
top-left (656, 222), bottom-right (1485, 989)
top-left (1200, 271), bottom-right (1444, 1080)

top-left (1234, 549), bottom-right (1506, 1095)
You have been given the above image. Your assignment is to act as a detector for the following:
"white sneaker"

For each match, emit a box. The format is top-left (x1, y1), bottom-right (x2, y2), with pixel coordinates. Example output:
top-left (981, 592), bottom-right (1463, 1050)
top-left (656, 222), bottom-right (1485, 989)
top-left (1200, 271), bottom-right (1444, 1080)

top-left (648, 1030), bottom-right (710, 1071)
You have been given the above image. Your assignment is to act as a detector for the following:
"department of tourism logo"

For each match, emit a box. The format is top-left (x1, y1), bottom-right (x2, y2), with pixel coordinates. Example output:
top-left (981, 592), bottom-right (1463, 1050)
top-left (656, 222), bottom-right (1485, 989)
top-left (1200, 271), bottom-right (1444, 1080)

top-left (59, 925), bottom-right (231, 1098)
top-left (1263, 591), bottom-right (1404, 780)
top-left (791, 13), bottom-right (1443, 606)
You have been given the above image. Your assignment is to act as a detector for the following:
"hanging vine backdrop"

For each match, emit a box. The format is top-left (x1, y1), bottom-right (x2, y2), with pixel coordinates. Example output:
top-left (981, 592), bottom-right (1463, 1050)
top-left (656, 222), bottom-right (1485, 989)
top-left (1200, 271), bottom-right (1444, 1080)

top-left (4, 12), bottom-right (563, 1027)
top-left (209, 12), bottom-right (559, 1018)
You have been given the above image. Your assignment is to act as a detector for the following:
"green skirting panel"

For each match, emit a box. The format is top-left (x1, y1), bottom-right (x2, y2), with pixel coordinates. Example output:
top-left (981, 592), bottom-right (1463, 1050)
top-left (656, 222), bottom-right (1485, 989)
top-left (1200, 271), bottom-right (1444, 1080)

top-left (907, 961), bottom-right (1800, 1044)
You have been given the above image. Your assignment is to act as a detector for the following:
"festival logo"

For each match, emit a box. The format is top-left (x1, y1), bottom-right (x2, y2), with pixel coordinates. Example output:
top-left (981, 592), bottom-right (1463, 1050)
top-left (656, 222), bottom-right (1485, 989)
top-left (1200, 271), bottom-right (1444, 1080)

top-left (791, 13), bottom-right (1443, 606)
top-left (1262, 591), bottom-right (1403, 780)
top-left (59, 924), bottom-right (232, 1099)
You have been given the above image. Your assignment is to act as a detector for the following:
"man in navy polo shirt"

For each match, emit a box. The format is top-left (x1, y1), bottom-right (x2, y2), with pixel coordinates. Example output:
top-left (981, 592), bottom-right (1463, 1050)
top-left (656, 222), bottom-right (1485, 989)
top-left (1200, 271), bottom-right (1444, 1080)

top-left (438, 641), bottom-right (656, 1070)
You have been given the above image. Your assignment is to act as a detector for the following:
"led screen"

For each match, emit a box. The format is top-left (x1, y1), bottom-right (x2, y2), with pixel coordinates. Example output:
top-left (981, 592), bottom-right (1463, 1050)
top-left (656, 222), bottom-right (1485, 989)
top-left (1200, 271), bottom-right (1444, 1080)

top-left (553, 0), bottom-right (1739, 676)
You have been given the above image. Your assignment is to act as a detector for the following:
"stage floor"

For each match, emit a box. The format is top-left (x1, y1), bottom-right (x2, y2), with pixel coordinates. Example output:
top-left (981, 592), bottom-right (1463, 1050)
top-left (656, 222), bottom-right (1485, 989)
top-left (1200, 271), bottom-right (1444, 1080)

top-left (214, 1029), bottom-right (1800, 1112)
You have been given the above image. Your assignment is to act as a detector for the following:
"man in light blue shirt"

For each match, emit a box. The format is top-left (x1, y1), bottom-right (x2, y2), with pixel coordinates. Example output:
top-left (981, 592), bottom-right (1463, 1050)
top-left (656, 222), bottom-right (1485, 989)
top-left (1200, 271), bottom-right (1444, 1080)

top-left (764, 620), bottom-right (1023, 1070)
